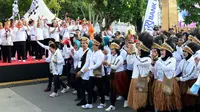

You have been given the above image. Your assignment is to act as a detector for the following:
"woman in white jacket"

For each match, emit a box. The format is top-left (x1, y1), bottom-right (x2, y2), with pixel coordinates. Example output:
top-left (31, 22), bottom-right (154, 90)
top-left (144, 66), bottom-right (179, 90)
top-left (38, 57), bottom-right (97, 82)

top-left (46, 43), bottom-right (68, 97)
top-left (1, 21), bottom-right (13, 63)
top-left (176, 43), bottom-right (198, 111)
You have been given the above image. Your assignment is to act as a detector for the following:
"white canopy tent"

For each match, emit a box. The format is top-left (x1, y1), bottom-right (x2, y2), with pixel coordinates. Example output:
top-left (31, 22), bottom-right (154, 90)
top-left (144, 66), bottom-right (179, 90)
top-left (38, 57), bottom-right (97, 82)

top-left (23, 0), bottom-right (58, 22)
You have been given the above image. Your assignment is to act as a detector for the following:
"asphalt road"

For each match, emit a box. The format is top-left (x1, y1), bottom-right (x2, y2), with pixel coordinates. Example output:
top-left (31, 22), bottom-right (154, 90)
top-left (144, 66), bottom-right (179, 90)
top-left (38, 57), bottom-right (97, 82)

top-left (0, 83), bottom-right (134, 112)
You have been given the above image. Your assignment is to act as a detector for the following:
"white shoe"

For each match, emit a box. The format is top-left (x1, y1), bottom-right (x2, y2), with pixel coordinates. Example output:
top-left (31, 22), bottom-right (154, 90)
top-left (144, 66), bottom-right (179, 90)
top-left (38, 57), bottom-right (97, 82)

top-left (105, 105), bottom-right (115, 111)
top-left (105, 96), bottom-right (110, 101)
top-left (22, 60), bottom-right (26, 62)
top-left (123, 100), bottom-right (128, 108)
top-left (97, 103), bottom-right (106, 109)
top-left (32, 56), bottom-right (36, 59)
top-left (18, 60), bottom-right (22, 62)
top-left (61, 86), bottom-right (70, 93)
top-left (73, 90), bottom-right (77, 95)
top-left (116, 96), bottom-right (123, 100)
top-left (49, 92), bottom-right (58, 98)
top-left (82, 104), bottom-right (93, 109)
top-left (12, 58), bottom-right (16, 61)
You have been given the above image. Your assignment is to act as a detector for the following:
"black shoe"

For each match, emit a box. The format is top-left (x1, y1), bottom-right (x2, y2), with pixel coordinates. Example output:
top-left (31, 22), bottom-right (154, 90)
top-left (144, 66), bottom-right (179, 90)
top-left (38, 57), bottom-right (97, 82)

top-left (76, 100), bottom-right (86, 106)
top-left (74, 98), bottom-right (81, 101)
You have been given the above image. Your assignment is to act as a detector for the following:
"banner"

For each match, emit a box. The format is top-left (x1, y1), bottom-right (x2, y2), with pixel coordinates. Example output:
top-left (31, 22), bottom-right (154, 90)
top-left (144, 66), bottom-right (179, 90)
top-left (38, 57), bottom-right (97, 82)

top-left (141, 0), bottom-right (159, 34)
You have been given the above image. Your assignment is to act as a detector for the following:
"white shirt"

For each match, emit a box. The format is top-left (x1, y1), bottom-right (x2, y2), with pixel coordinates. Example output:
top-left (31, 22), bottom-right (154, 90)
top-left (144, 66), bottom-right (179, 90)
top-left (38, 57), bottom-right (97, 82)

top-left (102, 53), bottom-right (112, 76)
top-left (1, 28), bottom-right (13, 46)
top-left (72, 49), bottom-right (80, 69)
top-left (43, 25), bottom-right (50, 39)
top-left (173, 46), bottom-right (183, 69)
top-left (60, 28), bottom-right (70, 40)
top-left (87, 50), bottom-right (105, 77)
top-left (10, 27), bottom-right (18, 42)
top-left (176, 57), bottom-right (198, 81)
top-left (79, 48), bottom-right (92, 80)
top-left (62, 44), bottom-right (73, 59)
top-left (50, 27), bottom-right (60, 42)
top-left (111, 55), bottom-right (124, 73)
top-left (36, 28), bottom-right (44, 40)
top-left (154, 57), bottom-right (176, 81)
top-left (127, 54), bottom-right (151, 78)
top-left (15, 27), bottom-right (26, 42)
top-left (29, 26), bottom-right (36, 41)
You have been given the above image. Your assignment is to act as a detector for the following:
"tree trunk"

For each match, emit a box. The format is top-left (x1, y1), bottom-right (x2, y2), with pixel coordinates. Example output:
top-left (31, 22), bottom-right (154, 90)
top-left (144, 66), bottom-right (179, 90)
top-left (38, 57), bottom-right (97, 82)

top-left (136, 17), bottom-right (143, 33)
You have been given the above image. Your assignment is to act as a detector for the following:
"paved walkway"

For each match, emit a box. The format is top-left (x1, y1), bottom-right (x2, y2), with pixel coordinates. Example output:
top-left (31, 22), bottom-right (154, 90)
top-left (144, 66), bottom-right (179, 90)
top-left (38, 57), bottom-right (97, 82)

top-left (0, 83), bottom-right (134, 112)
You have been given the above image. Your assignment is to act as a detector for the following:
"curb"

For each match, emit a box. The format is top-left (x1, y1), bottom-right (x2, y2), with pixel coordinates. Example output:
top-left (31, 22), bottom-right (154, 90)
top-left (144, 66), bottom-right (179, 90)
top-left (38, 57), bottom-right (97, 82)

top-left (0, 76), bottom-right (67, 88)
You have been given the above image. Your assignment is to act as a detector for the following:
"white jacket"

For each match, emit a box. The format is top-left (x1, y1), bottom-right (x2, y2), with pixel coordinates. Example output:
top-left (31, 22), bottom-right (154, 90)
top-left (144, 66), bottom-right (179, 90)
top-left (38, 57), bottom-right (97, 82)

top-left (46, 49), bottom-right (64, 75)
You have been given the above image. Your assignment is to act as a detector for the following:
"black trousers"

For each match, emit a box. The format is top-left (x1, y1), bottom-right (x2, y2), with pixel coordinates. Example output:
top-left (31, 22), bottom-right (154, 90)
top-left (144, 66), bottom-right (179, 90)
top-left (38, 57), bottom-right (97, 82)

top-left (11, 42), bottom-right (17, 58)
top-left (30, 41), bottom-right (36, 57)
top-left (88, 77), bottom-right (105, 104)
top-left (74, 77), bottom-right (82, 99)
top-left (31, 40), bottom-right (44, 60)
top-left (102, 75), bottom-right (110, 96)
top-left (44, 38), bottom-right (51, 57)
top-left (36, 40), bottom-right (44, 60)
top-left (80, 79), bottom-right (89, 103)
top-left (53, 75), bottom-right (66, 93)
top-left (15, 41), bottom-right (26, 60)
top-left (0, 46), bottom-right (2, 60)
top-left (47, 73), bottom-right (53, 89)
top-left (2, 46), bottom-right (12, 63)
top-left (64, 58), bottom-right (72, 86)
top-left (110, 79), bottom-right (117, 106)
top-left (26, 38), bottom-right (31, 57)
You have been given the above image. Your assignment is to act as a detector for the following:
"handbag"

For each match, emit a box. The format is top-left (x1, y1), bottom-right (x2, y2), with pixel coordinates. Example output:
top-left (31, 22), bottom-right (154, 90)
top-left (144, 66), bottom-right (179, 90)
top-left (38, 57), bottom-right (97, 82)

top-left (136, 66), bottom-right (148, 93)
top-left (162, 74), bottom-right (173, 95)
top-left (93, 66), bottom-right (102, 78)
top-left (136, 74), bottom-right (148, 93)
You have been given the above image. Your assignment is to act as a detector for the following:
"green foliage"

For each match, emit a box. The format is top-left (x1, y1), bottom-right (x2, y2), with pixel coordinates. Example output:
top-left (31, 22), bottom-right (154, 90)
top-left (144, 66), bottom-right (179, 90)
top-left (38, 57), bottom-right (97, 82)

top-left (0, 0), bottom-right (147, 28)
top-left (177, 0), bottom-right (200, 25)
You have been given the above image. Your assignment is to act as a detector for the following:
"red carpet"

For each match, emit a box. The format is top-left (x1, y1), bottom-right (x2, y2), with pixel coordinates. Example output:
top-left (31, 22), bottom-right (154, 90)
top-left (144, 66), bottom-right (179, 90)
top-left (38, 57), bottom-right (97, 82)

top-left (0, 57), bottom-right (45, 67)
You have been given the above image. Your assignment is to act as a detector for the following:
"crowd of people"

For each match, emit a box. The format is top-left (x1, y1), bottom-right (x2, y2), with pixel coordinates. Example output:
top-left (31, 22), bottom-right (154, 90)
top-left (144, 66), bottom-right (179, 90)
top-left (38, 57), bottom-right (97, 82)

top-left (2, 16), bottom-right (200, 112)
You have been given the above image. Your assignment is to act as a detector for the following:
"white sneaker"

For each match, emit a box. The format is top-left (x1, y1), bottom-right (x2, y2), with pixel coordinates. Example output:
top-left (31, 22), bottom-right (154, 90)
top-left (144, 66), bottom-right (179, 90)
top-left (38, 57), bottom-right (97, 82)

top-left (105, 96), bottom-right (110, 101)
top-left (73, 90), bottom-right (77, 95)
top-left (49, 92), bottom-right (58, 98)
top-left (123, 100), bottom-right (128, 108)
top-left (82, 104), bottom-right (93, 109)
top-left (12, 58), bottom-right (16, 61)
top-left (32, 56), bottom-right (36, 59)
top-left (97, 103), bottom-right (106, 109)
top-left (116, 96), bottom-right (123, 100)
top-left (22, 60), bottom-right (26, 62)
top-left (61, 86), bottom-right (70, 93)
top-left (18, 60), bottom-right (22, 62)
top-left (105, 105), bottom-right (115, 111)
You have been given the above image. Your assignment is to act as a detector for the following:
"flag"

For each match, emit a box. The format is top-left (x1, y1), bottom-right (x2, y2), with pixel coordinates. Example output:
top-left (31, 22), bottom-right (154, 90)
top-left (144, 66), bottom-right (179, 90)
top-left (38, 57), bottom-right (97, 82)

top-left (141, 0), bottom-right (159, 35)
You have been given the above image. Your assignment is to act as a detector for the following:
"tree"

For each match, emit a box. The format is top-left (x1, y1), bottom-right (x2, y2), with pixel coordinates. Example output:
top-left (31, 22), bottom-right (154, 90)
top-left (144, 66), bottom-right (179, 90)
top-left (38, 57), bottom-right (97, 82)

top-left (84, 0), bottom-right (147, 30)
top-left (177, 0), bottom-right (200, 26)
